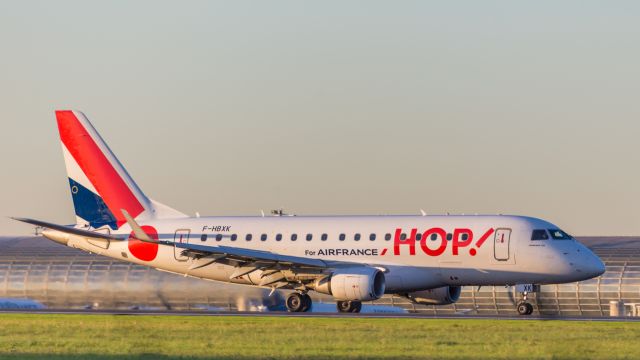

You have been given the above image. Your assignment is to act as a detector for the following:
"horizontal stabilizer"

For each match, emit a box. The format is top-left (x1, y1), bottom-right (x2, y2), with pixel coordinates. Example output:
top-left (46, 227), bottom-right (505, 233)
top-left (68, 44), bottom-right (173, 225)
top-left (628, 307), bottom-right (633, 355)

top-left (11, 217), bottom-right (127, 241)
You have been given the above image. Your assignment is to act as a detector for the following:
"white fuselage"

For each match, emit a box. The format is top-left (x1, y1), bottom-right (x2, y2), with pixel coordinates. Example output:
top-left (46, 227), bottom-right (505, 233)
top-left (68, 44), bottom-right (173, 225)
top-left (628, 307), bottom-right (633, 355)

top-left (49, 214), bottom-right (605, 294)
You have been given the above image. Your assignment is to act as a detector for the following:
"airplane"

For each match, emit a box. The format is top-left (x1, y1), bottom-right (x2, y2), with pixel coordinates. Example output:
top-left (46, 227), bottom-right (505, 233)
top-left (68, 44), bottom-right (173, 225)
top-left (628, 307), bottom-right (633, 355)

top-left (14, 110), bottom-right (606, 315)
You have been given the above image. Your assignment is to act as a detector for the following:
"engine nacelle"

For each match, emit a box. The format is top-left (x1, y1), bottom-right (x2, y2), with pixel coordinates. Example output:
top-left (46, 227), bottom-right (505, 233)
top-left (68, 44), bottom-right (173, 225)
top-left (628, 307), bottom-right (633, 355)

top-left (312, 267), bottom-right (386, 301)
top-left (403, 286), bottom-right (462, 305)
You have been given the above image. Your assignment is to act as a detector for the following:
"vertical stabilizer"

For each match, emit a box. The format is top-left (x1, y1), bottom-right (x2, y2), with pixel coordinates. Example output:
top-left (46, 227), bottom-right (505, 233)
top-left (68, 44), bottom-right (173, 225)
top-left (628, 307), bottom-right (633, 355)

top-left (56, 110), bottom-right (184, 229)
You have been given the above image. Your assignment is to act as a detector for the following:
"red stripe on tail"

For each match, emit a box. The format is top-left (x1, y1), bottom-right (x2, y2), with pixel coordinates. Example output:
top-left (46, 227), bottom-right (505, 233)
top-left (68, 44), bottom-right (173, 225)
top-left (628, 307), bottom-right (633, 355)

top-left (56, 110), bottom-right (144, 227)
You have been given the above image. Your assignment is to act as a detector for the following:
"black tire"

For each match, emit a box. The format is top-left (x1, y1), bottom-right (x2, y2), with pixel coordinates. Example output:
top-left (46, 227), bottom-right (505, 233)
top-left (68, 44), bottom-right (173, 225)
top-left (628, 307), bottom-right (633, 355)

top-left (301, 294), bottom-right (312, 312)
top-left (516, 301), bottom-right (530, 316)
top-left (525, 302), bottom-right (534, 315)
top-left (286, 293), bottom-right (306, 312)
top-left (337, 300), bottom-right (352, 313)
top-left (336, 300), bottom-right (362, 313)
top-left (350, 301), bottom-right (362, 313)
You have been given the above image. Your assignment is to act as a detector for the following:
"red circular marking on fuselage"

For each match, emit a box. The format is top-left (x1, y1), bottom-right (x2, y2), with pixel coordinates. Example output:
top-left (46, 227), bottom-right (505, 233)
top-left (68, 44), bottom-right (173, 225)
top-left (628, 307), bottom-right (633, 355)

top-left (469, 248), bottom-right (477, 256)
top-left (128, 225), bottom-right (159, 261)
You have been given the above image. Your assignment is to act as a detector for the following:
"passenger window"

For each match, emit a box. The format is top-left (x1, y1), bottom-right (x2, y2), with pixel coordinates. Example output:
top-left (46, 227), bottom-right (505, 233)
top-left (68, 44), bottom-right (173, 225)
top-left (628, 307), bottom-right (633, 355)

top-left (354, 233), bottom-right (361, 241)
top-left (216, 234), bottom-right (223, 242)
top-left (306, 234), bottom-right (313, 241)
top-left (548, 229), bottom-right (572, 240)
top-left (531, 229), bottom-right (549, 240)
top-left (385, 233), bottom-right (391, 241)
top-left (369, 233), bottom-right (376, 241)
top-left (276, 234), bottom-right (282, 241)
top-left (246, 234), bottom-right (252, 241)
top-left (321, 234), bottom-right (328, 241)
top-left (400, 233), bottom-right (407, 240)
top-left (430, 233), bottom-right (438, 241)
top-left (416, 233), bottom-right (422, 241)
top-left (231, 234), bottom-right (237, 241)
top-left (461, 233), bottom-right (468, 241)
top-left (261, 234), bottom-right (267, 241)
top-left (291, 234), bottom-right (298, 241)
top-left (339, 234), bottom-right (346, 241)
top-left (446, 233), bottom-right (452, 241)
top-left (201, 234), bottom-right (207, 242)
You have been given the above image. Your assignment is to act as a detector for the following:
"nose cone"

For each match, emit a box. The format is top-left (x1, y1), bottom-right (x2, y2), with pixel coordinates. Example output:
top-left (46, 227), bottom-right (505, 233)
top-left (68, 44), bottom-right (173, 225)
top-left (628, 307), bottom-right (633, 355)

top-left (588, 256), bottom-right (606, 278)
top-left (577, 249), bottom-right (605, 280)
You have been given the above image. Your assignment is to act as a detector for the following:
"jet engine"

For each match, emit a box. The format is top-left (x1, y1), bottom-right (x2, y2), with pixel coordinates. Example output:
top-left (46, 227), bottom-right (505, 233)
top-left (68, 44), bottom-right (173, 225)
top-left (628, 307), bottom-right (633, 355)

top-left (402, 286), bottom-right (462, 305)
top-left (311, 267), bottom-right (386, 301)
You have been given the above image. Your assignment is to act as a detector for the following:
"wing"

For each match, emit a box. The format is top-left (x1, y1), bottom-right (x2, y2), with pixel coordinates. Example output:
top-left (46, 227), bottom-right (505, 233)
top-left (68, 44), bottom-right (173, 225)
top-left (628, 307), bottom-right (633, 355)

top-left (174, 239), bottom-right (390, 291)
top-left (176, 242), bottom-right (327, 268)
top-left (175, 241), bottom-right (339, 288)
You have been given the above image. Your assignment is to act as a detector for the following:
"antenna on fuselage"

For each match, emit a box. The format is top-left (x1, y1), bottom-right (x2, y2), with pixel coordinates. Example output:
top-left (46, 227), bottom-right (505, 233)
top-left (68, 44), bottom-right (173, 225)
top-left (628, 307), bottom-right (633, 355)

top-left (271, 209), bottom-right (295, 217)
top-left (420, 209), bottom-right (427, 216)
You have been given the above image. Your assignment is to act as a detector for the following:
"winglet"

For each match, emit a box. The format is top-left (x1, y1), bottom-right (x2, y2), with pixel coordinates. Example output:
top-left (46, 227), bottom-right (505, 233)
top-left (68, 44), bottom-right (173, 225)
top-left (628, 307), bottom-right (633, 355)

top-left (121, 209), bottom-right (154, 242)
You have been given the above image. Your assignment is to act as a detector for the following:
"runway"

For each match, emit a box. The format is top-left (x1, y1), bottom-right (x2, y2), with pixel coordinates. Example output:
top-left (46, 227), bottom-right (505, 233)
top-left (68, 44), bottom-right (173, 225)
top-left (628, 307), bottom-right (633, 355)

top-left (1, 309), bottom-right (639, 322)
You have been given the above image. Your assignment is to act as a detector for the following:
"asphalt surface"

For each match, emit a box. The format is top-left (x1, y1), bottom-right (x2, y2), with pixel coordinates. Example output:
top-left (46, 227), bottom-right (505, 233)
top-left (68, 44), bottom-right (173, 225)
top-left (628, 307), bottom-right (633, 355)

top-left (1, 309), bottom-right (639, 322)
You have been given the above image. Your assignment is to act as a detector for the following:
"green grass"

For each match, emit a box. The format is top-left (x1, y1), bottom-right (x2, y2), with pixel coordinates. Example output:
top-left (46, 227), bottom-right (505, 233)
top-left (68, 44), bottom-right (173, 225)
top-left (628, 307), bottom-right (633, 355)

top-left (0, 314), bottom-right (639, 359)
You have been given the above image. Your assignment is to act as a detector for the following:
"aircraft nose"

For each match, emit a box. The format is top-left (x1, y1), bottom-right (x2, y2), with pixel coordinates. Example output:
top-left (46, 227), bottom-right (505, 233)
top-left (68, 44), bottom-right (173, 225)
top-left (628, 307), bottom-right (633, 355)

top-left (590, 257), bottom-right (606, 278)
top-left (579, 252), bottom-right (605, 279)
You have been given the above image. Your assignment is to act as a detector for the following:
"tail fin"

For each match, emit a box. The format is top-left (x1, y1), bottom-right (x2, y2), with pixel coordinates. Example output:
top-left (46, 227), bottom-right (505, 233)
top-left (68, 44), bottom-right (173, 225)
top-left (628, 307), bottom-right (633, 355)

top-left (56, 110), bottom-right (185, 229)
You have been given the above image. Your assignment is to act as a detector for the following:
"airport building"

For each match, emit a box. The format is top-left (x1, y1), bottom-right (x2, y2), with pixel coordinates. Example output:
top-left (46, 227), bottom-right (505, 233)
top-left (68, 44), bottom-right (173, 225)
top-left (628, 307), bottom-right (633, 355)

top-left (0, 236), bottom-right (637, 316)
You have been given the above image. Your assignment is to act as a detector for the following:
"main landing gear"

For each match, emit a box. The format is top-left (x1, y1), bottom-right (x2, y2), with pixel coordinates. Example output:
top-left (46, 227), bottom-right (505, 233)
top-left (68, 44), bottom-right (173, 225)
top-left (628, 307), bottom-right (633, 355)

top-left (285, 292), bottom-right (312, 312)
top-left (336, 300), bottom-right (362, 313)
top-left (284, 292), bottom-right (363, 314)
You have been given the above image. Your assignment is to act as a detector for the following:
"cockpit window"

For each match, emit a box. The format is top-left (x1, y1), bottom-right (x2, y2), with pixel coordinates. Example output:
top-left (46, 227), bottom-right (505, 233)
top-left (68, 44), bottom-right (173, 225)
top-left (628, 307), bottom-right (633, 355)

top-left (548, 229), bottom-right (573, 240)
top-left (531, 229), bottom-right (549, 240)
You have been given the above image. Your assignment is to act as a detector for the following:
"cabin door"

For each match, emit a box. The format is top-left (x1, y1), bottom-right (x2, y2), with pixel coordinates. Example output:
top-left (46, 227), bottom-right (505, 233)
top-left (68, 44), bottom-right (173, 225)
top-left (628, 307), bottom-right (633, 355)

top-left (494, 228), bottom-right (511, 261)
top-left (174, 229), bottom-right (191, 261)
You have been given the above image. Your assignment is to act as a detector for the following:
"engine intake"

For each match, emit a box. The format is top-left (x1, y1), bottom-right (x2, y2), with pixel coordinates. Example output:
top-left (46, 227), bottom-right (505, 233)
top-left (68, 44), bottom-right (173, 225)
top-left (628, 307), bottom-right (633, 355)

top-left (312, 267), bottom-right (386, 301)
top-left (403, 286), bottom-right (462, 305)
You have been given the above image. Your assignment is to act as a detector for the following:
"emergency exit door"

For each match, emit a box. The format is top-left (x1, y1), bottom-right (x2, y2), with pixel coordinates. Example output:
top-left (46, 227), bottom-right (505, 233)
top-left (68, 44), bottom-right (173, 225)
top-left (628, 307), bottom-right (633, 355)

top-left (494, 228), bottom-right (511, 261)
top-left (174, 229), bottom-right (191, 261)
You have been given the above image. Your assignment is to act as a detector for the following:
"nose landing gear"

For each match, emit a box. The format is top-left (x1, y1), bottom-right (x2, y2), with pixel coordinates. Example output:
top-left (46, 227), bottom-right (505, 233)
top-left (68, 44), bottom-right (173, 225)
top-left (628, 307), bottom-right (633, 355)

top-left (336, 300), bottom-right (362, 313)
top-left (514, 284), bottom-right (538, 316)
top-left (516, 300), bottom-right (534, 315)
top-left (285, 292), bottom-right (312, 312)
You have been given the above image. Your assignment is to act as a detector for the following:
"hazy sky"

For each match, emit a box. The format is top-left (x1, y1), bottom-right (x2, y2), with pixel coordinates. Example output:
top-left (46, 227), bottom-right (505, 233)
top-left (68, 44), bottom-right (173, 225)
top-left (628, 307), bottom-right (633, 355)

top-left (1, 1), bottom-right (639, 235)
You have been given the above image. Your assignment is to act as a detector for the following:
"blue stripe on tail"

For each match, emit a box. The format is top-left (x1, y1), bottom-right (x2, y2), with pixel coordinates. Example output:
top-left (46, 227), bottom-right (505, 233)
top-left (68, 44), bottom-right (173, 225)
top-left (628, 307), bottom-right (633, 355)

top-left (68, 178), bottom-right (117, 229)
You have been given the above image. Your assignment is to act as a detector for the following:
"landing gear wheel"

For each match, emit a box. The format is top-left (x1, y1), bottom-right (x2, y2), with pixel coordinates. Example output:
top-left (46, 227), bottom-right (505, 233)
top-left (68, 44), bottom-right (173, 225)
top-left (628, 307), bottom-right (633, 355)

top-left (300, 294), bottom-right (312, 312)
top-left (351, 301), bottom-right (362, 313)
top-left (525, 302), bottom-right (534, 315)
top-left (337, 300), bottom-right (362, 313)
top-left (517, 301), bottom-right (533, 316)
top-left (286, 293), bottom-right (307, 312)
